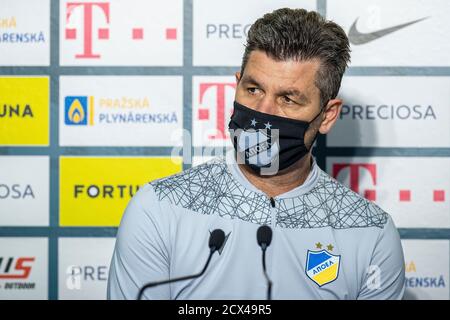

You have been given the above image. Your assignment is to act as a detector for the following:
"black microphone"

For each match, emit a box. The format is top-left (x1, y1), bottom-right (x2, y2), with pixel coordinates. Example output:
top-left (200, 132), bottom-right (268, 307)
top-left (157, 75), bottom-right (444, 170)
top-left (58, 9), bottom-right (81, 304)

top-left (137, 229), bottom-right (225, 300)
top-left (257, 225), bottom-right (273, 300)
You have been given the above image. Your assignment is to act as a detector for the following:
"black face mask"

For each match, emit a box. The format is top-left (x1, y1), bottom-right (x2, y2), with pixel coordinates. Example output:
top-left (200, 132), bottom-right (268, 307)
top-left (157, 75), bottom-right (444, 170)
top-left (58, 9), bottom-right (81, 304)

top-left (228, 100), bottom-right (324, 175)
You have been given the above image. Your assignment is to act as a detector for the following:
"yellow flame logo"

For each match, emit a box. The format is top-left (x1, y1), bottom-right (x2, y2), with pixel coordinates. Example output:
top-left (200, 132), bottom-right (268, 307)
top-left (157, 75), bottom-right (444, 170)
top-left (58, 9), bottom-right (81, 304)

top-left (68, 98), bottom-right (85, 124)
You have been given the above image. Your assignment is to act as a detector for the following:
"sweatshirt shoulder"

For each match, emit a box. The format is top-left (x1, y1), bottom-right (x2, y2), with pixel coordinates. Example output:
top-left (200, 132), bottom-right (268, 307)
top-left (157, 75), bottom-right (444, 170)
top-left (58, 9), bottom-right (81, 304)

top-left (313, 168), bottom-right (389, 228)
top-left (149, 157), bottom-right (232, 205)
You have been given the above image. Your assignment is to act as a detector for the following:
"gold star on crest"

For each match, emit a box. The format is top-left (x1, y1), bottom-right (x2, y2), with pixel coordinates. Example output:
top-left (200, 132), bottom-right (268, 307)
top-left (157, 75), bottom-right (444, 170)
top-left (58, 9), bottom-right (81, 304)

top-left (315, 242), bottom-right (322, 249)
top-left (327, 244), bottom-right (334, 251)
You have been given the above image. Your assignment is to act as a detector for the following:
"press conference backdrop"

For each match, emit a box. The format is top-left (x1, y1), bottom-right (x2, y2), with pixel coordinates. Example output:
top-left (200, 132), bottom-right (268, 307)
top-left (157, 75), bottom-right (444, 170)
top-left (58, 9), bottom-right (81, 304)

top-left (0, 0), bottom-right (449, 300)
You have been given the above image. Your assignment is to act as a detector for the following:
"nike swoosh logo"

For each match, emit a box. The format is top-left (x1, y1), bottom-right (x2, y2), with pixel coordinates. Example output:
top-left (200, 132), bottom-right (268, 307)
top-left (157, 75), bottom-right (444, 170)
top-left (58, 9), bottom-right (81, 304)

top-left (348, 16), bottom-right (429, 45)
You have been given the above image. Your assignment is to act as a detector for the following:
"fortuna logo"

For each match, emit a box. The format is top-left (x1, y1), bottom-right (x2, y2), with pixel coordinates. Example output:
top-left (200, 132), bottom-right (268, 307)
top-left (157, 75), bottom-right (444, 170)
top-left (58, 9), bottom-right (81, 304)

top-left (305, 243), bottom-right (341, 287)
top-left (348, 16), bottom-right (428, 45)
top-left (0, 104), bottom-right (34, 118)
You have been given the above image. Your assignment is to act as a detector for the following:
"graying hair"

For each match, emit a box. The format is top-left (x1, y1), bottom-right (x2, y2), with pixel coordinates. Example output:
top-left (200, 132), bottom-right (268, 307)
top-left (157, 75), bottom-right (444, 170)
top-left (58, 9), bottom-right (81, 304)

top-left (241, 8), bottom-right (351, 107)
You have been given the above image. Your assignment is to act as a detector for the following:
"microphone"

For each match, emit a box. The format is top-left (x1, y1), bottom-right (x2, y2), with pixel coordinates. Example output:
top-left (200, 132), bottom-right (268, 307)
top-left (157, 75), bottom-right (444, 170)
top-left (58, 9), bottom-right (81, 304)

top-left (137, 229), bottom-right (225, 300)
top-left (257, 225), bottom-right (273, 300)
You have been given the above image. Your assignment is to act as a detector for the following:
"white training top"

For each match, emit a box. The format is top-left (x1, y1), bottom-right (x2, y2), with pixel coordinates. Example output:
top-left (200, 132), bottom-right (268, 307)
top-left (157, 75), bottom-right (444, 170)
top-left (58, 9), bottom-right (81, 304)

top-left (107, 152), bottom-right (405, 300)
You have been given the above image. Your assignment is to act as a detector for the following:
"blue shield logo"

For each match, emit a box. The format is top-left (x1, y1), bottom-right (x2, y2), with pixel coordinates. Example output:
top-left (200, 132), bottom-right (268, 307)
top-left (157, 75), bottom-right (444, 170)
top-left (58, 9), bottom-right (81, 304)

top-left (305, 249), bottom-right (341, 287)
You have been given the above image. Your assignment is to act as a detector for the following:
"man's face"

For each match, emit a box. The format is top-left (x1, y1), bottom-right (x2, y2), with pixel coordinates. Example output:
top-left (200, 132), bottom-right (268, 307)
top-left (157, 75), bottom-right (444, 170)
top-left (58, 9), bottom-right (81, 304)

top-left (234, 50), bottom-right (341, 149)
top-left (235, 50), bottom-right (322, 120)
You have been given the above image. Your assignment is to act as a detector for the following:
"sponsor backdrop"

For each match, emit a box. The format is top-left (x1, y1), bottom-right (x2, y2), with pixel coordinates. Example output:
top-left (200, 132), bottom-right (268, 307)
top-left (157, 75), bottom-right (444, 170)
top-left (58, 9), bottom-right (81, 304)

top-left (0, 0), bottom-right (449, 300)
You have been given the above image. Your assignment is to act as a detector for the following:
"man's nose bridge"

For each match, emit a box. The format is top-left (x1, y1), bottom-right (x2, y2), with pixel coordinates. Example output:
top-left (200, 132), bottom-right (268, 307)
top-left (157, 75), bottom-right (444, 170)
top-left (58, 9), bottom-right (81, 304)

top-left (254, 95), bottom-right (275, 114)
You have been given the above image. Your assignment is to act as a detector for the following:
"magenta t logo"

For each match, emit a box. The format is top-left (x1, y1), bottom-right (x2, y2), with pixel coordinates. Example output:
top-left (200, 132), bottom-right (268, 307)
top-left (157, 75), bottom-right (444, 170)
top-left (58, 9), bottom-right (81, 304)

top-left (65, 2), bottom-right (110, 59)
top-left (332, 163), bottom-right (377, 201)
top-left (198, 82), bottom-right (236, 140)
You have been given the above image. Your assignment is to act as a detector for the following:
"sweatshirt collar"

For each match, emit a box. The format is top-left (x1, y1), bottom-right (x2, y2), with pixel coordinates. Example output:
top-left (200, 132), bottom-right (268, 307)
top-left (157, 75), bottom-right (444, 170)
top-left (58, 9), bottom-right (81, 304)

top-left (225, 148), bottom-right (320, 199)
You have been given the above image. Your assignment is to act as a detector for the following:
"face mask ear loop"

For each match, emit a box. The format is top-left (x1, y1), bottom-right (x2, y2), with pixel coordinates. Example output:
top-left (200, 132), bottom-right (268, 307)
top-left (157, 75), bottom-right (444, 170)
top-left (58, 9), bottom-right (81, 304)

top-left (306, 101), bottom-right (329, 151)
top-left (309, 101), bottom-right (328, 125)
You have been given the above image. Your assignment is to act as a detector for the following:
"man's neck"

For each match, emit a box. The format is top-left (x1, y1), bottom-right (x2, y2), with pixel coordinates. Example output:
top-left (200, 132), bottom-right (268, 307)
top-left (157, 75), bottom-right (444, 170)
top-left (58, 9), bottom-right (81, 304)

top-left (237, 153), bottom-right (313, 198)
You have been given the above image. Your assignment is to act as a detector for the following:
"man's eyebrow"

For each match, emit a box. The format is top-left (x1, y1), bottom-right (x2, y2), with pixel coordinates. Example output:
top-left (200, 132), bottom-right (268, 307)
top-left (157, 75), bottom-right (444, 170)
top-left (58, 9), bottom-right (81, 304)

top-left (278, 88), bottom-right (310, 104)
top-left (240, 74), bottom-right (310, 104)
top-left (240, 75), bottom-right (262, 87)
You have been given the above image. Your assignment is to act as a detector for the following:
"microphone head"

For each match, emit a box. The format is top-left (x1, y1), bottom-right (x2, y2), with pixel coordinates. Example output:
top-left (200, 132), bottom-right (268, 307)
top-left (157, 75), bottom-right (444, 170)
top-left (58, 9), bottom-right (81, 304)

top-left (209, 229), bottom-right (225, 252)
top-left (257, 225), bottom-right (273, 248)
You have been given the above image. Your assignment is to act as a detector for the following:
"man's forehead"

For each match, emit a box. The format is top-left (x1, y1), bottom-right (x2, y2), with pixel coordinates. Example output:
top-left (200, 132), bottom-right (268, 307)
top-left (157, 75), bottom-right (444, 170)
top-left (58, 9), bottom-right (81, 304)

top-left (245, 50), bottom-right (320, 74)
top-left (241, 53), bottom-right (320, 102)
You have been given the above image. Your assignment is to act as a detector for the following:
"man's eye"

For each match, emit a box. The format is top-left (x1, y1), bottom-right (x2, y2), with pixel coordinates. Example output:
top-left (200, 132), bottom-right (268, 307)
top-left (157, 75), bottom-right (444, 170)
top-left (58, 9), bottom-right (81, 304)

top-left (247, 87), bottom-right (259, 95)
top-left (282, 96), bottom-right (294, 104)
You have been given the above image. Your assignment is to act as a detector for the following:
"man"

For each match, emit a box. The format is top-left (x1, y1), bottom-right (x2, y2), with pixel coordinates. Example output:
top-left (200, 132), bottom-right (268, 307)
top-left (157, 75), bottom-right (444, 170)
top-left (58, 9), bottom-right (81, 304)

top-left (107, 8), bottom-right (405, 299)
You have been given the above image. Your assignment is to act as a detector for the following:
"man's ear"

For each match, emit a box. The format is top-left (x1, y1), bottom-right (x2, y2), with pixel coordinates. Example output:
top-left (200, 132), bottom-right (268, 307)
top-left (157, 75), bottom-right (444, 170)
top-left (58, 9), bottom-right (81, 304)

top-left (318, 99), bottom-right (342, 134)
top-left (235, 71), bottom-right (241, 84)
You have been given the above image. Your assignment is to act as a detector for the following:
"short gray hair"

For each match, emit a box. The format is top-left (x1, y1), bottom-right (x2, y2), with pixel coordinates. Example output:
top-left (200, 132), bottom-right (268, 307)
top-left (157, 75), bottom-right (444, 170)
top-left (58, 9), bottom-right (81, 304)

top-left (241, 8), bottom-right (351, 107)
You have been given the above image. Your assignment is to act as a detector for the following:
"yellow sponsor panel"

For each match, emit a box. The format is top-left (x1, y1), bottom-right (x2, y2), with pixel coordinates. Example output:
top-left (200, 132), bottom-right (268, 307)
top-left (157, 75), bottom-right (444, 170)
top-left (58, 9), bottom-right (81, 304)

top-left (60, 157), bottom-right (182, 226)
top-left (0, 77), bottom-right (49, 145)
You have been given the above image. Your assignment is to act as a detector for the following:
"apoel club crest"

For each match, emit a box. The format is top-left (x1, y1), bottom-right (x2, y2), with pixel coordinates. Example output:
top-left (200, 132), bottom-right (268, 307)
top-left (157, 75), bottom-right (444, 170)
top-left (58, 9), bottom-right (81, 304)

top-left (305, 242), bottom-right (341, 287)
